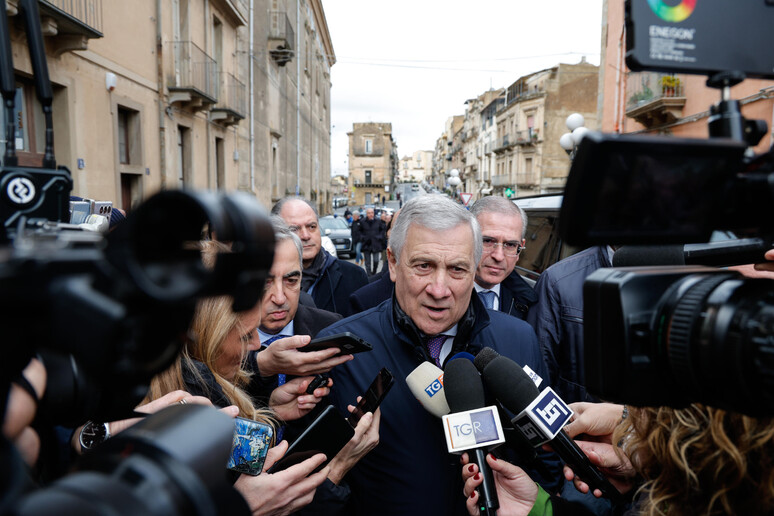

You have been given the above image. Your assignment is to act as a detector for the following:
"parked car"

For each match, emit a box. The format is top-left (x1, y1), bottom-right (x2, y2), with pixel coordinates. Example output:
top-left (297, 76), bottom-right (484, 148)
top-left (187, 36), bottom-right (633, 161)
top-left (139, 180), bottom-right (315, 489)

top-left (319, 215), bottom-right (353, 258)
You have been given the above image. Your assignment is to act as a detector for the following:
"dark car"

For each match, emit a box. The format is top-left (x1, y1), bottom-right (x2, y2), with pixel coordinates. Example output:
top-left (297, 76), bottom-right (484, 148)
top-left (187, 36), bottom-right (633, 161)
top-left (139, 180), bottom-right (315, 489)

top-left (319, 215), bottom-right (353, 258)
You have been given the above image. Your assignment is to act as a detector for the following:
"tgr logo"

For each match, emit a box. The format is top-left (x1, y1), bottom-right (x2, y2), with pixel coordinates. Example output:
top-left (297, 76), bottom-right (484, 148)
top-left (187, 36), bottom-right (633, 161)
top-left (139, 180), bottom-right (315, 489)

top-left (443, 406), bottom-right (505, 453)
top-left (450, 410), bottom-right (498, 444)
top-left (423, 373), bottom-right (444, 398)
top-left (7, 177), bottom-right (35, 205)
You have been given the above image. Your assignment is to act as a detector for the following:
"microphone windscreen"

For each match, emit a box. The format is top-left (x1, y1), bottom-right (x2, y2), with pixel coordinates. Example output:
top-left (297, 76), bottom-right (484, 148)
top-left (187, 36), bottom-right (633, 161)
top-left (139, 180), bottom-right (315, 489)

top-left (405, 362), bottom-right (450, 418)
top-left (473, 347), bottom-right (500, 373)
top-left (444, 358), bottom-right (485, 413)
top-left (481, 356), bottom-right (539, 413)
top-left (447, 351), bottom-right (476, 364)
top-left (612, 245), bottom-right (685, 266)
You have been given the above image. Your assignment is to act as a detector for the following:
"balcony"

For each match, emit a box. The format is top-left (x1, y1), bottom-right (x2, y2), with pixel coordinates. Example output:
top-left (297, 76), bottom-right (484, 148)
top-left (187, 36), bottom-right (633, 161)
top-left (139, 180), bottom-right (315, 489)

top-left (7, 0), bottom-right (104, 55)
top-left (513, 129), bottom-right (539, 145)
top-left (491, 174), bottom-right (510, 187)
top-left (210, 0), bottom-right (248, 26)
top-left (211, 72), bottom-right (246, 126)
top-left (268, 11), bottom-right (294, 66)
top-left (165, 41), bottom-right (218, 110)
top-left (626, 72), bottom-right (687, 127)
top-left (516, 171), bottom-right (538, 187)
top-left (493, 134), bottom-right (513, 153)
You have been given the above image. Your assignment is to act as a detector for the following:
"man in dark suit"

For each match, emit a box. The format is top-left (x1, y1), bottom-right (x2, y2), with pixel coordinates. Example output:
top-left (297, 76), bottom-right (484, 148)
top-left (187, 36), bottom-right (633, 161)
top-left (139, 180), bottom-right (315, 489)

top-left (251, 218), bottom-right (351, 399)
top-left (469, 196), bottom-right (537, 320)
top-left (272, 197), bottom-right (368, 317)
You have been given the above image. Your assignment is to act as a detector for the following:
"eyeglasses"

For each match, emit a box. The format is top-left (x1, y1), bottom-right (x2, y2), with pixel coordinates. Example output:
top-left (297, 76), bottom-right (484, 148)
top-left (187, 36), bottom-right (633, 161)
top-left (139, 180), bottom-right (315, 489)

top-left (482, 237), bottom-right (525, 256)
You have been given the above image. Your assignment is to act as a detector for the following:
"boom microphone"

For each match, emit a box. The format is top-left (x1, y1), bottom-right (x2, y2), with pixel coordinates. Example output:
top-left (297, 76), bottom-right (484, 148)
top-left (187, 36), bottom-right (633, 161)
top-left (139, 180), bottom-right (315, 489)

top-left (444, 359), bottom-right (501, 516)
top-left (475, 350), bottom-right (621, 501)
top-left (405, 362), bottom-right (450, 418)
top-left (612, 238), bottom-right (771, 267)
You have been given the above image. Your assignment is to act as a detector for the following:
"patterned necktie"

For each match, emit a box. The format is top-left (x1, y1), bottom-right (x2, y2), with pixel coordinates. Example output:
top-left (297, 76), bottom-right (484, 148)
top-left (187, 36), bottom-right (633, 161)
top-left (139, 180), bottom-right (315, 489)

top-left (262, 334), bottom-right (287, 386)
top-left (479, 290), bottom-right (496, 310)
top-left (425, 334), bottom-right (446, 367)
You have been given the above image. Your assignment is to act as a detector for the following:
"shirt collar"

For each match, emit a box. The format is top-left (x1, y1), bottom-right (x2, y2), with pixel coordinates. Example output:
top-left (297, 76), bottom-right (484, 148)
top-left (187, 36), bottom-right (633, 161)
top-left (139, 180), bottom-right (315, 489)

top-left (258, 320), bottom-right (295, 345)
top-left (474, 282), bottom-right (501, 297)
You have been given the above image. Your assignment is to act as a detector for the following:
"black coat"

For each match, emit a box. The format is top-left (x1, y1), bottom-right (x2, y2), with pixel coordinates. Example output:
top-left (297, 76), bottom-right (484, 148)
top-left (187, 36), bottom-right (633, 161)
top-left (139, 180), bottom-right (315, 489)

top-left (498, 270), bottom-right (538, 320)
top-left (349, 268), bottom-right (393, 314)
top-left (358, 217), bottom-right (385, 252)
top-left (309, 251), bottom-right (369, 317)
top-left (350, 218), bottom-right (363, 244)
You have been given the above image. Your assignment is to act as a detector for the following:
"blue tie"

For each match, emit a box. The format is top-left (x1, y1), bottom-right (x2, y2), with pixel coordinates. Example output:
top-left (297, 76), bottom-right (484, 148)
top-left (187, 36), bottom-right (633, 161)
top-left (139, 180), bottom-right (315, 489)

top-left (479, 290), bottom-right (496, 310)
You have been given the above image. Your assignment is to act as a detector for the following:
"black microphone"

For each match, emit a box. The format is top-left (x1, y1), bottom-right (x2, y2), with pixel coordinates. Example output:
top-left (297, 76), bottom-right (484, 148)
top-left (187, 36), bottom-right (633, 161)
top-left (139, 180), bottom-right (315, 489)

top-left (444, 358), bottom-right (499, 516)
top-left (474, 349), bottom-right (621, 501)
top-left (612, 238), bottom-right (771, 267)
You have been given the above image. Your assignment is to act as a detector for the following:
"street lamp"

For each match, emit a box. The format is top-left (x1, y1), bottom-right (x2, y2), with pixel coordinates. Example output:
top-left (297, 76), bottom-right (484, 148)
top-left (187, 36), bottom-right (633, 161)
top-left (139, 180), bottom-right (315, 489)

top-left (447, 168), bottom-right (461, 198)
top-left (559, 113), bottom-right (589, 161)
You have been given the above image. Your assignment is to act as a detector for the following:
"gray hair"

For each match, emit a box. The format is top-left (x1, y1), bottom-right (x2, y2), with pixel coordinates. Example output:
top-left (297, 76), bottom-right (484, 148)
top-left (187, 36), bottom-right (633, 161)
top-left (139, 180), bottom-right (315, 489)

top-left (469, 196), bottom-right (528, 240)
top-left (270, 215), bottom-right (303, 268)
top-left (389, 196), bottom-right (482, 265)
top-left (270, 196), bottom-right (319, 220)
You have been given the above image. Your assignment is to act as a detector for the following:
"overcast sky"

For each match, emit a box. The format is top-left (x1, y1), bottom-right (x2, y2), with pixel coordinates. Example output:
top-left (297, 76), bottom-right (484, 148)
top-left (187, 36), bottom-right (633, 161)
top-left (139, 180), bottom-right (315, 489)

top-left (320, 0), bottom-right (604, 177)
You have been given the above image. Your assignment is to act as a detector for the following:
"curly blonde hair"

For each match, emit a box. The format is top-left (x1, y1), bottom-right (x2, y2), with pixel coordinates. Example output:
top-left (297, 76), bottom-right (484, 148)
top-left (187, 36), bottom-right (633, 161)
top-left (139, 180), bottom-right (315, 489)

top-left (614, 404), bottom-right (774, 515)
top-left (147, 241), bottom-right (275, 428)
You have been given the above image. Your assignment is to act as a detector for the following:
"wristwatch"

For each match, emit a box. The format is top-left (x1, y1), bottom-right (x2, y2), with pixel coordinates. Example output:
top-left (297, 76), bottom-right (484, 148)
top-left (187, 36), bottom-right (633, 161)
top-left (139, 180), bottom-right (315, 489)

top-left (79, 421), bottom-right (111, 451)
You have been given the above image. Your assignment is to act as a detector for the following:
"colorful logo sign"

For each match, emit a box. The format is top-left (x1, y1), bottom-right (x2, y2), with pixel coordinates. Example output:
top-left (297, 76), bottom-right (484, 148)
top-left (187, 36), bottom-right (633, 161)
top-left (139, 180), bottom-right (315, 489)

top-left (647, 0), bottom-right (697, 23)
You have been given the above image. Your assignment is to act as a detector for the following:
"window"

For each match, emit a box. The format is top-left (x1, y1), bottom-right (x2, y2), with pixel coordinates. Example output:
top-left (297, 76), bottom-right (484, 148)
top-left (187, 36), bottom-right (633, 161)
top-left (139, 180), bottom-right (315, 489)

top-left (177, 125), bottom-right (191, 187)
top-left (116, 105), bottom-right (142, 167)
top-left (364, 138), bottom-right (372, 154)
top-left (0, 81), bottom-right (45, 166)
top-left (117, 109), bottom-right (130, 164)
top-left (215, 137), bottom-right (225, 189)
top-left (365, 169), bottom-right (372, 184)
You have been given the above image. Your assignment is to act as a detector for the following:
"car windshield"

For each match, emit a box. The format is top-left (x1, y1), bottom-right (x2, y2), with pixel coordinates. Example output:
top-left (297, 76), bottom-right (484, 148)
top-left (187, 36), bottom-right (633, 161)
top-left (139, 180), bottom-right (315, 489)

top-left (320, 217), bottom-right (348, 231)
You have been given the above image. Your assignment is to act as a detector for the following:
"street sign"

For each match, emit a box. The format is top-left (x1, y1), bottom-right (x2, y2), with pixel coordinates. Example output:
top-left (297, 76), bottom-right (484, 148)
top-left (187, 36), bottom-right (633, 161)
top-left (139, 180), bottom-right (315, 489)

top-left (460, 192), bottom-right (473, 206)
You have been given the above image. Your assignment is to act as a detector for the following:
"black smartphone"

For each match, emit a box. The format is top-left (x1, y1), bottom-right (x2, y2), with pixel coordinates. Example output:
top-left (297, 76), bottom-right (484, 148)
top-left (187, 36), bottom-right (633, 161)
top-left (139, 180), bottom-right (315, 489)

top-left (226, 417), bottom-right (274, 476)
top-left (266, 405), bottom-right (354, 474)
top-left (347, 367), bottom-right (394, 428)
top-left (301, 332), bottom-right (373, 355)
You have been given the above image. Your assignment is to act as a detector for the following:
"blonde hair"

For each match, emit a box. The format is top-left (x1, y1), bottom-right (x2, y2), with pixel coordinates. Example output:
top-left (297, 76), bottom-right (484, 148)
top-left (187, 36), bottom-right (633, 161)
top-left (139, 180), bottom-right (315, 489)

top-left (614, 404), bottom-right (774, 515)
top-left (147, 241), bottom-right (275, 428)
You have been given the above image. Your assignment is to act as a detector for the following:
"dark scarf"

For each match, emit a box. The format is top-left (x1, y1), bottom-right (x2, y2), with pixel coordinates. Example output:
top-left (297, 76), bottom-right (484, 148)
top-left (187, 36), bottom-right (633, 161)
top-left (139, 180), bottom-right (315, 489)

top-left (301, 249), bottom-right (327, 291)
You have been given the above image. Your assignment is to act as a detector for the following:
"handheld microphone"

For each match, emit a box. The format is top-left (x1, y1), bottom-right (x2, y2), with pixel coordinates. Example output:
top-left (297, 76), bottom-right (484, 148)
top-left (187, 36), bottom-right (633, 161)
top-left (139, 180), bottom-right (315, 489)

top-left (405, 362), bottom-right (450, 418)
top-left (444, 359), bottom-right (501, 516)
top-left (474, 350), bottom-right (621, 500)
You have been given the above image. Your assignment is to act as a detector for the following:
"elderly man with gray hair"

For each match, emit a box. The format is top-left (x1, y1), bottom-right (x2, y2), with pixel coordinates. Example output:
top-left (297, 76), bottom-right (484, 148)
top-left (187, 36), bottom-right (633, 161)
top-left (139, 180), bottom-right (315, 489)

top-left (315, 195), bottom-right (549, 516)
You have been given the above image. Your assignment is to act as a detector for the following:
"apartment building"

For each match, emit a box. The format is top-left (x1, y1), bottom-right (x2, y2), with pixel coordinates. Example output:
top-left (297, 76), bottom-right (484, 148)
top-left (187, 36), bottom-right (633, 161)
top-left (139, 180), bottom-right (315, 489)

top-left (2, 0), bottom-right (335, 214)
top-left (598, 0), bottom-right (773, 154)
top-left (398, 150), bottom-right (432, 183)
top-left (492, 60), bottom-right (598, 198)
top-left (347, 122), bottom-right (397, 206)
top-left (431, 115), bottom-right (463, 193)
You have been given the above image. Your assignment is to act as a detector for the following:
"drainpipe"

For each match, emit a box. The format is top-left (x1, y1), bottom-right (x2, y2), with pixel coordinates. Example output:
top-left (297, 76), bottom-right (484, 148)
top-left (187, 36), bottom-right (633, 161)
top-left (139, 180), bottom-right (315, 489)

top-left (156, 0), bottom-right (167, 189)
top-left (249, 0), bottom-right (254, 191)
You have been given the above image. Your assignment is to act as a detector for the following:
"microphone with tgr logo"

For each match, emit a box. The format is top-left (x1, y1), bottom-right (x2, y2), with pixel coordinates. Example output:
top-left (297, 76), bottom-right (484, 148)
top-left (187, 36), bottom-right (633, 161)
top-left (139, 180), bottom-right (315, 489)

top-left (474, 349), bottom-right (621, 501)
top-left (444, 358), bottom-right (503, 516)
top-left (405, 361), bottom-right (450, 418)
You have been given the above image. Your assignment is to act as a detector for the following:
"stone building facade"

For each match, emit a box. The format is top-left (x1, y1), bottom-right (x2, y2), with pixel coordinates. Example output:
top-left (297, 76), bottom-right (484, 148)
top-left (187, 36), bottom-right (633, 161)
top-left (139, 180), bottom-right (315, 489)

top-left (398, 150), bottom-right (432, 184)
top-left (347, 122), bottom-right (397, 206)
top-left (2, 0), bottom-right (335, 215)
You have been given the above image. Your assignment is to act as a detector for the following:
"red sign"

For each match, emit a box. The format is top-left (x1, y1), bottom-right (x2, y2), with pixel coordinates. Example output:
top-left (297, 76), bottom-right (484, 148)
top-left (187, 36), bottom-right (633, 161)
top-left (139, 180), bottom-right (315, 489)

top-left (460, 192), bottom-right (473, 206)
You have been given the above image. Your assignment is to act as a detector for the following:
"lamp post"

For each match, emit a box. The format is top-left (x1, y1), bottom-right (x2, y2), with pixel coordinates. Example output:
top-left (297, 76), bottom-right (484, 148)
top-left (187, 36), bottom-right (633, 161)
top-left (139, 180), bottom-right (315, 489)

top-left (559, 113), bottom-right (589, 161)
top-left (447, 168), bottom-right (461, 199)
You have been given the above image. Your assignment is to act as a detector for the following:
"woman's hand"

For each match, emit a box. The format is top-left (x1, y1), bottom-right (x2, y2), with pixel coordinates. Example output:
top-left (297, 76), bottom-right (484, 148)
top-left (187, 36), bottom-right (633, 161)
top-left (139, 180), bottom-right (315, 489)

top-left (234, 440), bottom-right (330, 516)
top-left (326, 398), bottom-right (381, 485)
top-left (255, 336), bottom-right (353, 377)
top-left (268, 377), bottom-right (332, 422)
top-left (461, 453), bottom-right (538, 516)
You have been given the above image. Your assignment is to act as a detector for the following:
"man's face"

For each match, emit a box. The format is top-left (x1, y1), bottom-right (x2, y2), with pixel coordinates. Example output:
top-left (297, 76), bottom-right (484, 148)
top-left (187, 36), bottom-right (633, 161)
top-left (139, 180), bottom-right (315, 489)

top-left (259, 239), bottom-right (302, 335)
top-left (475, 211), bottom-right (524, 289)
top-left (388, 223), bottom-right (476, 335)
top-left (279, 200), bottom-right (321, 267)
top-left (366, 208), bottom-right (374, 220)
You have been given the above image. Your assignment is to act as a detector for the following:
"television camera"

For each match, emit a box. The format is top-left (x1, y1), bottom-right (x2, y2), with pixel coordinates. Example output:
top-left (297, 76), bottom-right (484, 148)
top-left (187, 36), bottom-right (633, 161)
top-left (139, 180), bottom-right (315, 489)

top-left (559, 0), bottom-right (774, 415)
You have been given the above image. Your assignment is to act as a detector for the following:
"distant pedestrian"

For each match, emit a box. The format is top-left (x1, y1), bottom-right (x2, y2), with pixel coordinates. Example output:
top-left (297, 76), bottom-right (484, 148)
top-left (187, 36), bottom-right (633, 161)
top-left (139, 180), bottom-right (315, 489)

top-left (360, 208), bottom-right (385, 276)
top-left (351, 210), bottom-right (363, 265)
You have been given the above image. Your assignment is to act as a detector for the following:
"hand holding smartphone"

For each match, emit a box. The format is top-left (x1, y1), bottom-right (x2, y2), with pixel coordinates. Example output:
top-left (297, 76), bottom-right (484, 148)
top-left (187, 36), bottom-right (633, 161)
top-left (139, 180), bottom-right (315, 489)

top-left (227, 417), bottom-right (274, 476)
top-left (300, 332), bottom-right (373, 355)
top-left (347, 367), bottom-right (394, 428)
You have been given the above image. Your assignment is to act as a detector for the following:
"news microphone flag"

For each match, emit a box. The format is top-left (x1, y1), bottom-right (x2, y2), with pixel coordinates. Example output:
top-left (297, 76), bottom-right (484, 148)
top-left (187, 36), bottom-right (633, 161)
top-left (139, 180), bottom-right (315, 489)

top-left (511, 387), bottom-right (574, 447)
top-left (406, 361), bottom-right (450, 418)
top-left (442, 406), bottom-right (506, 454)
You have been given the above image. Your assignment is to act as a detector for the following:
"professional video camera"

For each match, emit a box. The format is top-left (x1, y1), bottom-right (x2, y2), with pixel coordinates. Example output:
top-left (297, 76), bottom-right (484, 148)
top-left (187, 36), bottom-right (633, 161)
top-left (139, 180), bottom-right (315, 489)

top-left (0, 1), bottom-right (275, 514)
top-left (559, 0), bottom-right (774, 415)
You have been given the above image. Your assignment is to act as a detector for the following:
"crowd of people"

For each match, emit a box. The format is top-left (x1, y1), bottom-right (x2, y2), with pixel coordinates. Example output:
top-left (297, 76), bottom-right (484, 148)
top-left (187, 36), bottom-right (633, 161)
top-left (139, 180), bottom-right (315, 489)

top-left (4, 192), bottom-right (774, 515)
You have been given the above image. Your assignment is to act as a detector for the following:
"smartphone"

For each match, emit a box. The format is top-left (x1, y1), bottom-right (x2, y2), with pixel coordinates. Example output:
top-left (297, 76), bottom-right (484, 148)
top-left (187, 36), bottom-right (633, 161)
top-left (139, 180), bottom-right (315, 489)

top-left (227, 417), bottom-right (274, 476)
top-left (347, 367), bottom-right (394, 428)
top-left (266, 405), bottom-right (354, 474)
top-left (301, 332), bottom-right (373, 355)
